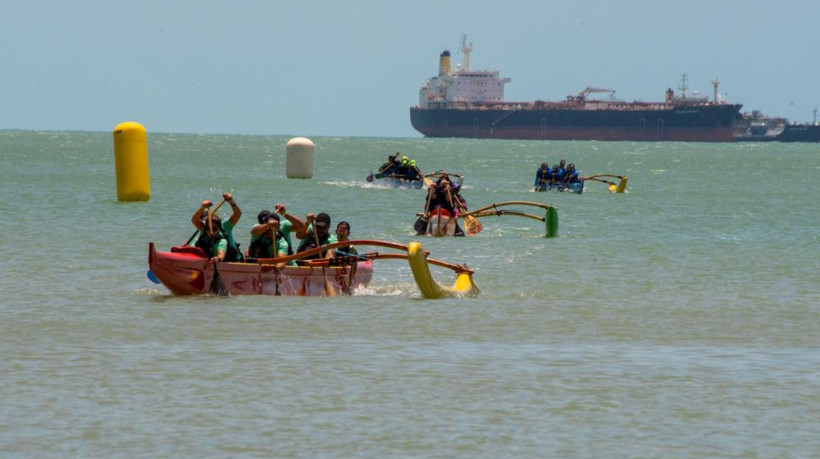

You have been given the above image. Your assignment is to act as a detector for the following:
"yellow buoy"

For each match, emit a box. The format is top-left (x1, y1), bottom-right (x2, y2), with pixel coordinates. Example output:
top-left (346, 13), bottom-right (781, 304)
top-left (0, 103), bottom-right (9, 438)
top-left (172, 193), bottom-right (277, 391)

top-left (113, 121), bottom-right (150, 201)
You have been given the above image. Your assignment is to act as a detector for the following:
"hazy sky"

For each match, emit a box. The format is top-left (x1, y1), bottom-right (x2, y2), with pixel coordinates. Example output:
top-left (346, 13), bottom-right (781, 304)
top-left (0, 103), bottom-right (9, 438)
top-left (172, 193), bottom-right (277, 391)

top-left (2, 0), bottom-right (818, 137)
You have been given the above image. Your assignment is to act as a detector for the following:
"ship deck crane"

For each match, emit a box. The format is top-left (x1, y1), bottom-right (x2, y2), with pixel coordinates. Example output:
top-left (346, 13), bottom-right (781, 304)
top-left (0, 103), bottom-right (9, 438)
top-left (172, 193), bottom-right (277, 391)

top-left (578, 87), bottom-right (616, 101)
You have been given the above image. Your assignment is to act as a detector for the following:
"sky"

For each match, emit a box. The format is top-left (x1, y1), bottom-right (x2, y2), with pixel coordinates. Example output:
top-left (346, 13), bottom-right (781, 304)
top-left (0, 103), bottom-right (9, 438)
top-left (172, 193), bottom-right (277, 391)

top-left (2, 0), bottom-right (818, 137)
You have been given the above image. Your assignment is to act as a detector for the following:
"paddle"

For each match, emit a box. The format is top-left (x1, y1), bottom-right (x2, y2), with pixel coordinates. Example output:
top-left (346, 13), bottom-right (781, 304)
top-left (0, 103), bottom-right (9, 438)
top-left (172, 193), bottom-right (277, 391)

top-left (207, 197), bottom-right (228, 228)
top-left (209, 261), bottom-right (229, 296)
top-left (414, 185), bottom-right (435, 234)
top-left (451, 191), bottom-right (482, 236)
top-left (313, 224), bottom-right (337, 297)
top-left (345, 254), bottom-right (358, 295)
top-left (184, 229), bottom-right (199, 246)
top-left (415, 166), bottom-right (435, 188)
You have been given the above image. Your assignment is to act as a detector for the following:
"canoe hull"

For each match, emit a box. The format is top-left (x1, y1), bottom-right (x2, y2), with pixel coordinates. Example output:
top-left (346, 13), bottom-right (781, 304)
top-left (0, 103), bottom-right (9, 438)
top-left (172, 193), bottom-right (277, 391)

top-left (415, 209), bottom-right (465, 237)
top-left (148, 243), bottom-right (372, 296)
top-left (374, 177), bottom-right (423, 189)
top-left (536, 180), bottom-right (584, 193)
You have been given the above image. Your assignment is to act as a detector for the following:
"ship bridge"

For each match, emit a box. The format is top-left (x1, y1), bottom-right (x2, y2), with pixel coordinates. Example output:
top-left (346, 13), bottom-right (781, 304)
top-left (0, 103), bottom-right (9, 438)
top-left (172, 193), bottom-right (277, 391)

top-left (418, 35), bottom-right (510, 107)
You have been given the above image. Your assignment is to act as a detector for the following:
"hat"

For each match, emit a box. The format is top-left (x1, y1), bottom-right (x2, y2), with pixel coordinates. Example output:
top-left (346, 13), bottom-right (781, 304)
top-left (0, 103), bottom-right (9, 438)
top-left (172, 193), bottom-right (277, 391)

top-left (410, 159), bottom-right (416, 166)
top-left (257, 210), bottom-right (271, 224)
top-left (314, 212), bottom-right (331, 229)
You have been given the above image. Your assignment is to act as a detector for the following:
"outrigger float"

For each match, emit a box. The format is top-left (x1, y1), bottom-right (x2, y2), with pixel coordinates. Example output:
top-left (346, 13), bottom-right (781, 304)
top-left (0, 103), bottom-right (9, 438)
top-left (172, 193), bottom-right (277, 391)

top-left (148, 240), bottom-right (478, 299)
top-left (535, 175), bottom-right (628, 194)
top-left (415, 201), bottom-right (559, 238)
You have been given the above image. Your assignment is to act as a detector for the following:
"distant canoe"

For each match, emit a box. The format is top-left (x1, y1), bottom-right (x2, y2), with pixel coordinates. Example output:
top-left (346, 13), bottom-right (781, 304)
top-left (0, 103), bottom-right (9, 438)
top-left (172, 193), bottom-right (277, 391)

top-left (535, 180), bottom-right (584, 194)
top-left (367, 173), bottom-right (424, 189)
top-left (414, 208), bottom-right (465, 237)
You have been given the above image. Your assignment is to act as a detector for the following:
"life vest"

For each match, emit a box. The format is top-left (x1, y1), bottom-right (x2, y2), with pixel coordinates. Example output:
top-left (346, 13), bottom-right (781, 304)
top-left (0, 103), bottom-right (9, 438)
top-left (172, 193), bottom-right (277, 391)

top-left (194, 229), bottom-right (243, 261)
top-left (248, 231), bottom-right (291, 258)
top-left (193, 231), bottom-right (227, 260)
top-left (297, 232), bottom-right (331, 259)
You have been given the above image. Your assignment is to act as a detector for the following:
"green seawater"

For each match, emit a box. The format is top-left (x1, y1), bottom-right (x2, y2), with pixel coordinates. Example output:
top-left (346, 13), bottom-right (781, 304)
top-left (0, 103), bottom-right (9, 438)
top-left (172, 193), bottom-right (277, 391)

top-left (2, 130), bottom-right (820, 457)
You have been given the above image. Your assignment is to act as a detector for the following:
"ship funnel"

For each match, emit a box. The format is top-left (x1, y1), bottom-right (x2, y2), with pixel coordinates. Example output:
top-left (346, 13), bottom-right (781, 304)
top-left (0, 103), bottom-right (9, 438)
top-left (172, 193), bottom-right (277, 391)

top-left (439, 50), bottom-right (451, 77)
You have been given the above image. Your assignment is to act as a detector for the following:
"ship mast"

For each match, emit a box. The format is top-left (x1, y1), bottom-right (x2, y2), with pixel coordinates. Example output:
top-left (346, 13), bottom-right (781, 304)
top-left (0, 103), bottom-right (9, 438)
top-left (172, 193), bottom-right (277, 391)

top-left (813, 108), bottom-right (818, 125)
top-left (460, 34), bottom-right (472, 71)
top-left (678, 74), bottom-right (689, 98)
top-left (711, 78), bottom-right (720, 104)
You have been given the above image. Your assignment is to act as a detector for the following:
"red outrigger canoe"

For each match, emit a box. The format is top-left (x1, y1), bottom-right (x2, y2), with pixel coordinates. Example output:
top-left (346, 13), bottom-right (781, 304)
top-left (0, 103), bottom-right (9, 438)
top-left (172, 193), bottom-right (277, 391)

top-left (148, 242), bottom-right (372, 296)
top-left (148, 239), bottom-right (480, 298)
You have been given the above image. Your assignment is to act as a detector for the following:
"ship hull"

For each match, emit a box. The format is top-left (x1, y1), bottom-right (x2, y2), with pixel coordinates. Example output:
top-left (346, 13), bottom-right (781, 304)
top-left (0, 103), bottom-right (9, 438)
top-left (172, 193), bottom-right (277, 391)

top-left (410, 104), bottom-right (742, 142)
top-left (734, 124), bottom-right (820, 142)
top-left (775, 124), bottom-right (820, 142)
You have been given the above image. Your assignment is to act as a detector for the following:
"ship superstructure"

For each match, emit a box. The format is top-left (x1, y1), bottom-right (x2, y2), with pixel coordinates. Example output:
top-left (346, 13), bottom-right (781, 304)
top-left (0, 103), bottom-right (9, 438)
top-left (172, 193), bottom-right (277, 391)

top-left (418, 35), bottom-right (510, 109)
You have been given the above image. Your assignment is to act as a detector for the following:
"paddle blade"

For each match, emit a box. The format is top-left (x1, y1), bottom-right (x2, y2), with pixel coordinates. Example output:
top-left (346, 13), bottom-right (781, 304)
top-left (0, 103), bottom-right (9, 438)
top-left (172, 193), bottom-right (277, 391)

top-left (322, 269), bottom-right (337, 297)
top-left (209, 263), bottom-right (229, 296)
top-left (413, 217), bottom-right (428, 235)
top-left (464, 216), bottom-right (483, 236)
top-left (366, 173), bottom-right (374, 182)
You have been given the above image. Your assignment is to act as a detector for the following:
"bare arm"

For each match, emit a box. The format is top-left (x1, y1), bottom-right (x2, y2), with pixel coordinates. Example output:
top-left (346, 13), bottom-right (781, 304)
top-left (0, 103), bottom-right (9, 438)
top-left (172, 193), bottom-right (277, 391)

top-left (277, 204), bottom-right (308, 238)
top-left (224, 193), bottom-right (242, 226)
top-left (192, 200), bottom-right (212, 229)
top-left (295, 213), bottom-right (314, 239)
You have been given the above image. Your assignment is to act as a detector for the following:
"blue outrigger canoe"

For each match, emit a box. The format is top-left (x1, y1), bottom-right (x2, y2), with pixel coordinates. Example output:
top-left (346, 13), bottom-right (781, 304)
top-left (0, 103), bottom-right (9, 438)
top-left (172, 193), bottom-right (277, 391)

top-left (535, 180), bottom-right (584, 193)
top-left (535, 175), bottom-right (628, 194)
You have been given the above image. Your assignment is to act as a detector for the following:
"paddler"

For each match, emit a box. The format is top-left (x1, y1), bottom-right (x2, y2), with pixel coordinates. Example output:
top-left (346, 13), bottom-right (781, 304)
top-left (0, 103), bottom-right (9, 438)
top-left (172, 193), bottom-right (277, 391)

top-left (296, 212), bottom-right (337, 260)
top-left (378, 152), bottom-right (400, 177)
top-left (247, 211), bottom-right (293, 267)
top-left (534, 162), bottom-right (550, 191)
top-left (332, 221), bottom-right (358, 257)
top-left (405, 159), bottom-right (420, 181)
top-left (189, 193), bottom-right (243, 262)
top-left (563, 163), bottom-right (579, 183)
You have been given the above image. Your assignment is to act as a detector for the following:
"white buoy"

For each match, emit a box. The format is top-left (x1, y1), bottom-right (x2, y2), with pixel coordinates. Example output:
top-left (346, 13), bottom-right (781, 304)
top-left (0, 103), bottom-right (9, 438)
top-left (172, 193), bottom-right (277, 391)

top-left (286, 137), bottom-right (314, 179)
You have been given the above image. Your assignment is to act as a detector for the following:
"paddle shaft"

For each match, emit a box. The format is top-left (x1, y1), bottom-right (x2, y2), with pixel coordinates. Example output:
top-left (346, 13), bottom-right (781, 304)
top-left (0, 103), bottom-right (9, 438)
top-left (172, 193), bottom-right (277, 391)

top-left (206, 197), bottom-right (228, 236)
top-left (313, 223), bottom-right (336, 297)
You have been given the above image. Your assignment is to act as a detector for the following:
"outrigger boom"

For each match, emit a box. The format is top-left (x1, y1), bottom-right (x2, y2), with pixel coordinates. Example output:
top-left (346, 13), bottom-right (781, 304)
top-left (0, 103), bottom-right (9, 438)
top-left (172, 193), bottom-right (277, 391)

top-left (461, 201), bottom-right (559, 238)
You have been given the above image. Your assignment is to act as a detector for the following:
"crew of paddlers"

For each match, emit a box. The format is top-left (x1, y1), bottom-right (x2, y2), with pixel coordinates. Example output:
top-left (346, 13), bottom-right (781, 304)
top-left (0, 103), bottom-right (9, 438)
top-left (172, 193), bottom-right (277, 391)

top-left (189, 193), bottom-right (358, 266)
top-left (533, 160), bottom-right (580, 191)
top-left (415, 172), bottom-right (468, 236)
top-left (374, 152), bottom-right (421, 182)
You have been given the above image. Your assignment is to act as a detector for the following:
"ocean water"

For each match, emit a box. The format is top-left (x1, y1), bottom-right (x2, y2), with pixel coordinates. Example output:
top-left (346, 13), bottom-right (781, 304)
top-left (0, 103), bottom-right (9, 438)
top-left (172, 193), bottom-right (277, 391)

top-left (2, 130), bottom-right (819, 457)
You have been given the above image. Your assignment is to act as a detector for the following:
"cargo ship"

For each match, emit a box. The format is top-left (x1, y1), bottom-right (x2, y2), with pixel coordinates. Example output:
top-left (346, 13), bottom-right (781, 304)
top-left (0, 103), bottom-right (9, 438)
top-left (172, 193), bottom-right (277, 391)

top-left (410, 36), bottom-right (743, 142)
top-left (733, 109), bottom-right (820, 142)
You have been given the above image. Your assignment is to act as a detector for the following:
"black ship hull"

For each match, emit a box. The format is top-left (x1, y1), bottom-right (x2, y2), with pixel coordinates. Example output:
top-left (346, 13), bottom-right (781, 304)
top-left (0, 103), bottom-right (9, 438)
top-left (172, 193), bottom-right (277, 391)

top-left (776, 124), bottom-right (820, 142)
top-left (410, 104), bottom-right (742, 142)
top-left (734, 124), bottom-right (820, 142)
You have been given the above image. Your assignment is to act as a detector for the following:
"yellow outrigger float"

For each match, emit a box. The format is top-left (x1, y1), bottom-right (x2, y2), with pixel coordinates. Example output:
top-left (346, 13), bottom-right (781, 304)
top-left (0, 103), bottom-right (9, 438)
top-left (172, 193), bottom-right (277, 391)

top-left (578, 174), bottom-right (628, 193)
